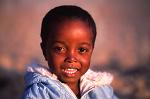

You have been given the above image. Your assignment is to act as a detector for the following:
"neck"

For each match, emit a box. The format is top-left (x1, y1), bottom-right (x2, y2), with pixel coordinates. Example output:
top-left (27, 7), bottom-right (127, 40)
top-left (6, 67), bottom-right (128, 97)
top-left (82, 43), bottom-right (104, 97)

top-left (67, 81), bottom-right (81, 98)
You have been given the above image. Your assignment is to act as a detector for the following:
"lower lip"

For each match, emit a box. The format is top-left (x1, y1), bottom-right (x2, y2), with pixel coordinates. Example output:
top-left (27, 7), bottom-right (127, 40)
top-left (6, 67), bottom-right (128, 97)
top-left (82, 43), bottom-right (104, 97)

top-left (62, 69), bottom-right (78, 77)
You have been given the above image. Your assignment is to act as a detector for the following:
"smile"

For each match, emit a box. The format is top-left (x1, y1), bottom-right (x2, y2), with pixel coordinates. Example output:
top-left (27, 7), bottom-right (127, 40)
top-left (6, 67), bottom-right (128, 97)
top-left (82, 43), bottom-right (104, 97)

top-left (62, 68), bottom-right (77, 74)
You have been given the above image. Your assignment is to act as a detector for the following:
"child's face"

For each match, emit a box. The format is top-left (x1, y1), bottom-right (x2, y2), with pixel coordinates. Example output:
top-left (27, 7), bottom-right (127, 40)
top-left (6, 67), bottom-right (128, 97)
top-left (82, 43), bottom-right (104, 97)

top-left (45, 20), bottom-right (93, 84)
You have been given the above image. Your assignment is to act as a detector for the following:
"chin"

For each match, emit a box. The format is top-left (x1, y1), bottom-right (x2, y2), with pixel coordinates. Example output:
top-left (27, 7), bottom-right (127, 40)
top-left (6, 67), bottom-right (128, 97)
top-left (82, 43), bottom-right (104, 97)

top-left (59, 77), bottom-right (80, 84)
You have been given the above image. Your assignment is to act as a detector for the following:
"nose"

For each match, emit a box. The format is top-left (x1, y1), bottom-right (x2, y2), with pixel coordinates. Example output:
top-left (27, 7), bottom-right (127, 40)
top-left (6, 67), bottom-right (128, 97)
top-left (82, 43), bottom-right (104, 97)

top-left (64, 51), bottom-right (77, 63)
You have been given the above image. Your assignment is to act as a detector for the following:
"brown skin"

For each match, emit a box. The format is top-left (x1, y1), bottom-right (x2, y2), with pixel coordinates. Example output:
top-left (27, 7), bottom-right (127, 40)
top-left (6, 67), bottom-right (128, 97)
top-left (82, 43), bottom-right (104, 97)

top-left (41, 20), bottom-right (94, 98)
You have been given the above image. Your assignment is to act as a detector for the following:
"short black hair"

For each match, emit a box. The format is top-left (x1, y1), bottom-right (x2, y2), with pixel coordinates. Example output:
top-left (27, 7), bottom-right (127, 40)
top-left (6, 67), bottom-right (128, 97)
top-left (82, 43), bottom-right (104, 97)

top-left (41, 5), bottom-right (97, 46)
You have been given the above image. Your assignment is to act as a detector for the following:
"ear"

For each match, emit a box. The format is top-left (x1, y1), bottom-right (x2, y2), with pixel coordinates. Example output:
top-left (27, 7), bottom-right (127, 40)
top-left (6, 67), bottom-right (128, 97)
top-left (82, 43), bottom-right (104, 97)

top-left (40, 42), bottom-right (48, 61)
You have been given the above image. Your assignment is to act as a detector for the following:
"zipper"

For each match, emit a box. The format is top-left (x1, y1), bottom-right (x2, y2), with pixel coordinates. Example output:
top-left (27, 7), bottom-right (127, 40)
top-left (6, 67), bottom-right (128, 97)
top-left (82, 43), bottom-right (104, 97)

top-left (80, 87), bottom-right (95, 99)
top-left (62, 83), bottom-right (78, 99)
top-left (62, 83), bottom-right (95, 99)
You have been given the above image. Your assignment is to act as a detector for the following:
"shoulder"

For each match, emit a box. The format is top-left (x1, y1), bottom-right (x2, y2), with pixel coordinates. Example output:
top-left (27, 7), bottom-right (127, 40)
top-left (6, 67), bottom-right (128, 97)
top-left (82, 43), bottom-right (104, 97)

top-left (21, 72), bottom-right (62, 99)
top-left (91, 85), bottom-right (118, 99)
top-left (81, 70), bottom-right (118, 99)
top-left (21, 65), bottom-right (70, 99)
top-left (80, 70), bottom-right (113, 92)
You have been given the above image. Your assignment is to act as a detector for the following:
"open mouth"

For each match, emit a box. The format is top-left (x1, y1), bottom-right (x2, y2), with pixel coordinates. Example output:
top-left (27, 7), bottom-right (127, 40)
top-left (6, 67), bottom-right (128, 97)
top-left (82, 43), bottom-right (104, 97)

top-left (62, 68), bottom-right (78, 74)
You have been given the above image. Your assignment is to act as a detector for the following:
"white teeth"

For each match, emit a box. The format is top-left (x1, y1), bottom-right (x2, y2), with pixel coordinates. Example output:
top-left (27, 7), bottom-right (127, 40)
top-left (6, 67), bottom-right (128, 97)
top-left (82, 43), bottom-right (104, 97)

top-left (63, 68), bottom-right (77, 74)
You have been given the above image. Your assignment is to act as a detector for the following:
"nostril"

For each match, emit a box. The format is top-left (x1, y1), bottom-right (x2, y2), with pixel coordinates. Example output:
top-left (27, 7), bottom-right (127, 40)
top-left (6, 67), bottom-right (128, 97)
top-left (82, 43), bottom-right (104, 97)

top-left (64, 56), bottom-right (77, 63)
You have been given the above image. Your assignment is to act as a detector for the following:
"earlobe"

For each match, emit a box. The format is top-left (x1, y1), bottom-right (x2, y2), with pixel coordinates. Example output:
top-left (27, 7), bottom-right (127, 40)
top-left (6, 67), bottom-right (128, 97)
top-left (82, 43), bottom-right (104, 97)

top-left (40, 42), bottom-right (48, 61)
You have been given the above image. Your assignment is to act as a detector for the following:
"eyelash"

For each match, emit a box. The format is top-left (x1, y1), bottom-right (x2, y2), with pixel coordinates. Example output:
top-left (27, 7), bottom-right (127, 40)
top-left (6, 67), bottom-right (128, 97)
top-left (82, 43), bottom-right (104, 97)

top-left (78, 47), bottom-right (88, 53)
top-left (52, 46), bottom-right (88, 54)
top-left (53, 46), bottom-right (66, 53)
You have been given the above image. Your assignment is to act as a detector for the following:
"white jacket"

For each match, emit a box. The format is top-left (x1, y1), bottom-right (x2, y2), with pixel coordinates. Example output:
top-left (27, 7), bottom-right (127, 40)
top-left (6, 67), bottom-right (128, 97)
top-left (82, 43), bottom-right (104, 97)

top-left (22, 64), bottom-right (118, 99)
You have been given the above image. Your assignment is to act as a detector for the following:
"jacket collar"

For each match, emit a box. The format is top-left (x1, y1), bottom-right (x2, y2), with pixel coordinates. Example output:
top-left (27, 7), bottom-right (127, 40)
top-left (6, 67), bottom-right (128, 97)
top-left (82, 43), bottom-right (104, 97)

top-left (25, 64), bottom-right (113, 95)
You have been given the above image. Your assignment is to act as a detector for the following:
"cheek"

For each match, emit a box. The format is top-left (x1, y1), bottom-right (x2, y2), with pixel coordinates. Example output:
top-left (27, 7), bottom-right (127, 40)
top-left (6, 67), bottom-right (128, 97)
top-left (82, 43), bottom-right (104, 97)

top-left (79, 54), bottom-right (92, 68)
top-left (81, 56), bottom-right (91, 63)
top-left (48, 55), bottom-right (65, 75)
top-left (47, 53), bottom-right (65, 68)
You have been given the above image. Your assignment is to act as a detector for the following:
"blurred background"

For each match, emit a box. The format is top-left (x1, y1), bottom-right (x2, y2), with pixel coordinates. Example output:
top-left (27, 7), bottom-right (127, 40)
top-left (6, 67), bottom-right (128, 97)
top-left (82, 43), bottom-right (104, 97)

top-left (0, 0), bottom-right (149, 99)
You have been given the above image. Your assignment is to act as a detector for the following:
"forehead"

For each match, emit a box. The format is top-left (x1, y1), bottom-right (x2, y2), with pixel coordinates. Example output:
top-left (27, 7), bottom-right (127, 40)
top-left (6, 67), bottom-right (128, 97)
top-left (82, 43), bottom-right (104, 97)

top-left (46, 20), bottom-right (94, 47)
top-left (50, 19), bottom-right (93, 40)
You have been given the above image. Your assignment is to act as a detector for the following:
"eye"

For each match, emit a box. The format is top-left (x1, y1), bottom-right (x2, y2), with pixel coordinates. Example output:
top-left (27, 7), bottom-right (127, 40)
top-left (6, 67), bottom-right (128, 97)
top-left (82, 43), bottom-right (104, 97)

top-left (53, 46), bottom-right (66, 53)
top-left (78, 47), bottom-right (88, 53)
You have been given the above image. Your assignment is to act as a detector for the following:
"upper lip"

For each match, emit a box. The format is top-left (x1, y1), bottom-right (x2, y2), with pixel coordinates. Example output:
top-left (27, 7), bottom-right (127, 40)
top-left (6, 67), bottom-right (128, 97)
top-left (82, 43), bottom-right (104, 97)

top-left (61, 64), bottom-right (80, 70)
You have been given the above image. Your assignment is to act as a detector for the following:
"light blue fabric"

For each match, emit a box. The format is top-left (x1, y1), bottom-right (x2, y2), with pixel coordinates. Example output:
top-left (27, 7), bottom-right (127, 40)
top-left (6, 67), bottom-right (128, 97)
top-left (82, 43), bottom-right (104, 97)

top-left (22, 71), bottom-right (118, 99)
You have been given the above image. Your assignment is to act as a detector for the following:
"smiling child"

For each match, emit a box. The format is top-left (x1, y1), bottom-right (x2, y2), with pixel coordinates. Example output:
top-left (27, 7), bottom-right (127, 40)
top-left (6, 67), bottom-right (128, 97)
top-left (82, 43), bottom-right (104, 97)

top-left (22, 5), bottom-right (118, 99)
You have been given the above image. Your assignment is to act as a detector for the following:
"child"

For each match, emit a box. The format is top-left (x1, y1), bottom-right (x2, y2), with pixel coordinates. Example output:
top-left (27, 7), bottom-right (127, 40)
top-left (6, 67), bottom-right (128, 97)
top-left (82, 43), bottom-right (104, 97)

top-left (22, 5), bottom-right (118, 99)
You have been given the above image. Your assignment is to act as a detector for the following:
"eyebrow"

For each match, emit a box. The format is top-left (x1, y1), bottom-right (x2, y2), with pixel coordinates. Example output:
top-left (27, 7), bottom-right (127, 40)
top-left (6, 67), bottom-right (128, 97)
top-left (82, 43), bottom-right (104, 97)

top-left (52, 41), bottom-right (66, 44)
top-left (52, 41), bottom-right (92, 47)
top-left (79, 42), bottom-right (93, 47)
